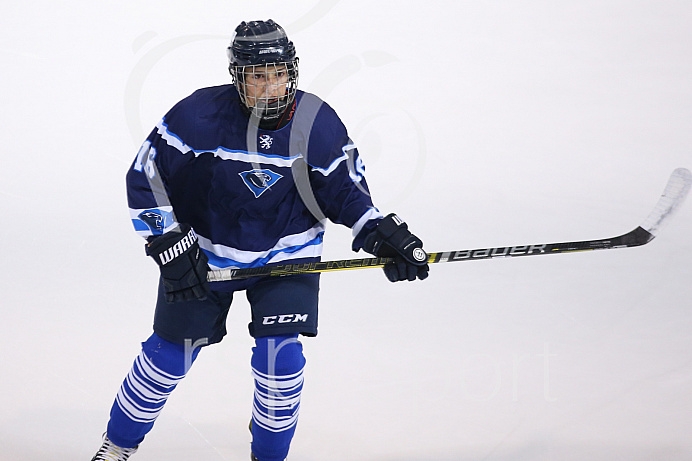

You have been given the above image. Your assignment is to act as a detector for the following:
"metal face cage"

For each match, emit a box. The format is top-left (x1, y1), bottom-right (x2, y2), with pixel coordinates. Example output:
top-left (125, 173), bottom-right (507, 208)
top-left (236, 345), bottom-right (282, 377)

top-left (231, 60), bottom-right (299, 121)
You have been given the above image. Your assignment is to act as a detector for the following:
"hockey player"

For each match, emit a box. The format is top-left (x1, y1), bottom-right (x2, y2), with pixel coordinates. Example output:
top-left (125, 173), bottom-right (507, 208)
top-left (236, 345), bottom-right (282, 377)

top-left (91, 19), bottom-right (428, 461)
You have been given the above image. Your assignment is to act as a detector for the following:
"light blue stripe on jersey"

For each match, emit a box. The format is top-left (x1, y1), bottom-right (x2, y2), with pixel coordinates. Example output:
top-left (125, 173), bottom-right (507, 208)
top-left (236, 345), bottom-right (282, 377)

top-left (129, 206), bottom-right (178, 238)
top-left (310, 150), bottom-right (348, 176)
top-left (201, 233), bottom-right (324, 270)
top-left (156, 118), bottom-right (302, 168)
top-left (197, 222), bottom-right (325, 270)
top-left (310, 142), bottom-right (364, 182)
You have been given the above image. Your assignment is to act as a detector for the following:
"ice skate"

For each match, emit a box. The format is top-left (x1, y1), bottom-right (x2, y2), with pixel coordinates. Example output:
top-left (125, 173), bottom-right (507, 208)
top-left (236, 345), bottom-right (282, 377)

top-left (90, 434), bottom-right (138, 461)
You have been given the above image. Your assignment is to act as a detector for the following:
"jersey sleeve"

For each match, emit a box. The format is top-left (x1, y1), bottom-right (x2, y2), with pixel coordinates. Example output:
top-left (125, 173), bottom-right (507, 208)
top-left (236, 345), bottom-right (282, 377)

top-left (302, 100), bottom-right (384, 248)
top-left (126, 87), bottom-right (214, 239)
top-left (126, 124), bottom-right (180, 239)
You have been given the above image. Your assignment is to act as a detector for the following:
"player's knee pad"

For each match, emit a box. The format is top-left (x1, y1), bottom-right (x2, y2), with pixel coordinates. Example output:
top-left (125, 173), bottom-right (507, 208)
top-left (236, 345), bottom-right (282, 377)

top-left (140, 332), bottom-right (202, 376)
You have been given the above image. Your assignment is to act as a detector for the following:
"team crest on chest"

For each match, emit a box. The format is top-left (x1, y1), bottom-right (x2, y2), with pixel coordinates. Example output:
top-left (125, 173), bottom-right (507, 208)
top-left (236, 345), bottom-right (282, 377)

top-left (239, 169), bottom-right (283, 198)
top-left (258, 134), bottom-right (273, 150)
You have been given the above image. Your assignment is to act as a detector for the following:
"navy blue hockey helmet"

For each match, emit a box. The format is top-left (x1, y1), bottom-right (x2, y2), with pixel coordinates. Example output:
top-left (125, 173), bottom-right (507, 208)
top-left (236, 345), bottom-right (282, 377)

top-left (228, 19), bottom-right (297, 66)
top-left (227, 20), bottom-right (299, 120)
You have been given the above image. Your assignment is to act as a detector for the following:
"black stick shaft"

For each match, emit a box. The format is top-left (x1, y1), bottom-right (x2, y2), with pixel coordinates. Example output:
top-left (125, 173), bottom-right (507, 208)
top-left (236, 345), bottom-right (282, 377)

top-left (207, 227), bottom-right (653, 281)
top-left (207, 167), bottom-right (690, 282)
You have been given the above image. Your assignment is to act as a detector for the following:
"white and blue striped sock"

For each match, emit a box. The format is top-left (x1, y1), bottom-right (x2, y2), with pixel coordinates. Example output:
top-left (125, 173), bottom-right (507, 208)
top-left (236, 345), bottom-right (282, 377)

top-left (250, 334), bottom-right (305, 461)
top-left (106, 333), bottom-right (200, 448)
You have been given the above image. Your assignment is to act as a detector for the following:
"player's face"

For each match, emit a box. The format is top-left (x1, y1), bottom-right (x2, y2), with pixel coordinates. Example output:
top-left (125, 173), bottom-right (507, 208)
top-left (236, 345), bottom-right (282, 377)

top-left (242, 64), bottom-right (289, 109)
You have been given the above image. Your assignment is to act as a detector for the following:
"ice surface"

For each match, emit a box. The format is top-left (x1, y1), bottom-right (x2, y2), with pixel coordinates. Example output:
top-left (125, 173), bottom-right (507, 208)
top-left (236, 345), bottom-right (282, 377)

top-left (1, 1), bottom-right (692, 460)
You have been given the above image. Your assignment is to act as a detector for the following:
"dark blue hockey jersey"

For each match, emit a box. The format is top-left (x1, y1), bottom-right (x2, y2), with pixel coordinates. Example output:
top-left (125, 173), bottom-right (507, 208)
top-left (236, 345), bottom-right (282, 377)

top-left (127, 85), bottom-right (382, 289)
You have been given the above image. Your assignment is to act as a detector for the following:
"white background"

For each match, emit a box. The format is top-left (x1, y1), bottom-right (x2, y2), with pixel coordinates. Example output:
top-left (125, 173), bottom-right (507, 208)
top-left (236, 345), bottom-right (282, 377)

top-left (1, 1), bottom-right (691, 460)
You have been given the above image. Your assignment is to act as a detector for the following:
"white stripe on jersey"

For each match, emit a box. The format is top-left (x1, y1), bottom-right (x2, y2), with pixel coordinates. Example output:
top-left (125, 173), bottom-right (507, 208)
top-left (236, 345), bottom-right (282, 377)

top-left (351, 207), bottom-right (384, 238)
top-left (156, 118), bottom-right (302, 168)
top-left (197, 222), bottom-right (326, 270)
top-left (310, 148), bottom-right (349, 177)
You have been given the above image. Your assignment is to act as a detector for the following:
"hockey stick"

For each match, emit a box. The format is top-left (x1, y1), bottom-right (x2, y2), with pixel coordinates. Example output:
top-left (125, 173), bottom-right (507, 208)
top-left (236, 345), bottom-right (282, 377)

top-left (207, 168), bottom-right (691, 282)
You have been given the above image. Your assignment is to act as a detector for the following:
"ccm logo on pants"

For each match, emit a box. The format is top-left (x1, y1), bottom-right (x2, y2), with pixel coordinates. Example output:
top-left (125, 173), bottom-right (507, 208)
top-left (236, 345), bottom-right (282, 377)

top-left (262, 314), bottom-right (309, 325)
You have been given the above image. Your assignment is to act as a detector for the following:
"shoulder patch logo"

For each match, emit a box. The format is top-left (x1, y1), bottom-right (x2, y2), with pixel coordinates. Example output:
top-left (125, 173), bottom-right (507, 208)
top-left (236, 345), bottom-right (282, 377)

top-left (259, 134), bottom-right (273, 149)
top-left (239, 169), bottom-right (283, 198)
top-left (138, 209), bottom-right (174, 235)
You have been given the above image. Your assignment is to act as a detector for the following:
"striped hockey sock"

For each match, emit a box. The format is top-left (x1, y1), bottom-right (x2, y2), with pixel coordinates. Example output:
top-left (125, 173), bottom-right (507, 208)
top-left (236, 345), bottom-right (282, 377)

top-left (250, 334), bottom-right (305, 461)
top-left (106, 333), bottom-right (200, 448)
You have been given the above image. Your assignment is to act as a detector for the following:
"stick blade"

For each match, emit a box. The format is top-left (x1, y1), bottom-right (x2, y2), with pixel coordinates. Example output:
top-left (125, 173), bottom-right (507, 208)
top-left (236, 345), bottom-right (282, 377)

top-left (640, 167), bottom-right (692, 237)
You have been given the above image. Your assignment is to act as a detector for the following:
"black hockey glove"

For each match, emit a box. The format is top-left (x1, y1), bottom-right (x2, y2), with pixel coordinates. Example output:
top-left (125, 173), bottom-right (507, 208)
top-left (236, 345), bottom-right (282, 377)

top-left (145, 223), bottom-right (210, 303)
top-left (363, 213), bottom-right (429, 282)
